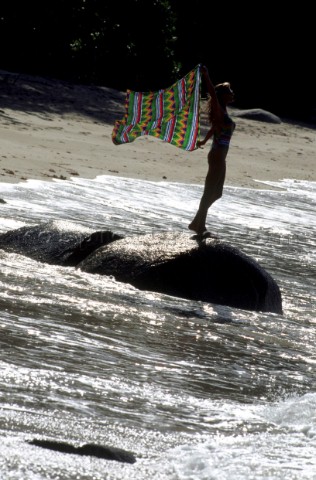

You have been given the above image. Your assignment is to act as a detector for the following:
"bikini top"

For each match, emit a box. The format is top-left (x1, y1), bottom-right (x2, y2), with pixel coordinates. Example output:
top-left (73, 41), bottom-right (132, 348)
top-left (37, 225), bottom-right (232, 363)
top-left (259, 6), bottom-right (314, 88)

top-left (212, 113), bottom-right (236, 148)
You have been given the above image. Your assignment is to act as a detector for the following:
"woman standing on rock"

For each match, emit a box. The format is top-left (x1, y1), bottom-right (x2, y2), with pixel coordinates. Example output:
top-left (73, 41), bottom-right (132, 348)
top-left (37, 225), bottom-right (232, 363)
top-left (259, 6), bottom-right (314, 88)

top-left (189, 66), bottom-right (235, 234)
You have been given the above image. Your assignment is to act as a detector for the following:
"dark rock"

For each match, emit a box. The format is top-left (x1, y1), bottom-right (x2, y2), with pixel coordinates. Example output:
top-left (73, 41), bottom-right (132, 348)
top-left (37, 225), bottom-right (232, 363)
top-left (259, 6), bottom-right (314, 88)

top-left (231, 108), bottom-right (282, 123)
top-left (78, 231), bottom-right (283, 314)
top-left (28, 438), bottom-right (136, 464)
top-left (64, 229), bottom-right (124, 266)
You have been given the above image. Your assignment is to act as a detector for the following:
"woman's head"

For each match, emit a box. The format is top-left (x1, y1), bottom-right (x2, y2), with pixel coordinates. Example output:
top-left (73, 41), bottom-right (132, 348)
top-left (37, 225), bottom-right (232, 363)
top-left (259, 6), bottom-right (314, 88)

top-left (206, 82), bottom-right (234, 123)
top-left (215, 82), bottom-right (234, 106)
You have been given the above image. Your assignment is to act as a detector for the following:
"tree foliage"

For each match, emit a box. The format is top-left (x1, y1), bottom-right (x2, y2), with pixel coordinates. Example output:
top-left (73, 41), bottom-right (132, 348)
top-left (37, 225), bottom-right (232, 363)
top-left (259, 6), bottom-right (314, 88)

top-left (0, 1), bottom-right (314, 120)
top-left (0, 0), bottom-right (179, 90)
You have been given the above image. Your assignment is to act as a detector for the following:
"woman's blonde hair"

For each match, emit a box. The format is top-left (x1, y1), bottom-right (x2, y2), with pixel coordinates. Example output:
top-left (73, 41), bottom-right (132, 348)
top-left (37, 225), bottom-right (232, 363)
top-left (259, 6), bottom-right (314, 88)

top-left (206, 82), bottom-right (231, 123)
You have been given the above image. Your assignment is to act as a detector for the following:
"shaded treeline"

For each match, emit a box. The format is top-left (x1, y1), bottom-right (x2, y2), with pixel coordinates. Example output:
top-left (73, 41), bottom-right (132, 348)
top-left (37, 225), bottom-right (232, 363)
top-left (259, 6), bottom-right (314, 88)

top-left (0, 1), bottom-right (315, 122)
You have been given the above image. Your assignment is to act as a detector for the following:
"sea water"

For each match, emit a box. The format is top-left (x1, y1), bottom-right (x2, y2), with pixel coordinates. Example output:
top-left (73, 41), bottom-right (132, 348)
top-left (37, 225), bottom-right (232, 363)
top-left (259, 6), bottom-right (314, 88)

top-left (0, 175), bottom-right (315, 479)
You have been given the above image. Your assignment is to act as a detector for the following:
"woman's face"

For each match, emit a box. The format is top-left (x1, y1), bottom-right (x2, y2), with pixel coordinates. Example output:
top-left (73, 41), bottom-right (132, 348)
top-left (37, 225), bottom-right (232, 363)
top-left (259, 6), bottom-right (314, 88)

top-left (224, 87), bottom-right (235, 104)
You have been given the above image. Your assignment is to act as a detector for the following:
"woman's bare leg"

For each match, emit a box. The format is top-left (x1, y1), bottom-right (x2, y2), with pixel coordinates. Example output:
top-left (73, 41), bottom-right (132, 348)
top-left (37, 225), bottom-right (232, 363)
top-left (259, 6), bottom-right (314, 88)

top-left (189, 149), bottom-right (226, 233)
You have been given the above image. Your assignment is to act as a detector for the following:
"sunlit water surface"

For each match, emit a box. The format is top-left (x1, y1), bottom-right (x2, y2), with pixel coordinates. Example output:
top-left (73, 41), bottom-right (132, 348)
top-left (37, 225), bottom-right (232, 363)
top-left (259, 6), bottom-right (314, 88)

top-left (0, 175), bottom-right (315, 479)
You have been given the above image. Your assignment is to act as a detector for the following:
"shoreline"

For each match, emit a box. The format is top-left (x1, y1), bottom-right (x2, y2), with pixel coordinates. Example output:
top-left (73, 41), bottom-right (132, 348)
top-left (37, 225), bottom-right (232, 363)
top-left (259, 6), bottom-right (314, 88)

top-left (1, 72), bottom-right (315, 190)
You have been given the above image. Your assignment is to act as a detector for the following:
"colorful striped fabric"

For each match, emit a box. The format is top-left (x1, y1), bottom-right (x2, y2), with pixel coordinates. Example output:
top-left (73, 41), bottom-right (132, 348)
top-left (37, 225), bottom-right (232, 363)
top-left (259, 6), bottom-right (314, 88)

top-left (112, 65), bottom-right (201, 151)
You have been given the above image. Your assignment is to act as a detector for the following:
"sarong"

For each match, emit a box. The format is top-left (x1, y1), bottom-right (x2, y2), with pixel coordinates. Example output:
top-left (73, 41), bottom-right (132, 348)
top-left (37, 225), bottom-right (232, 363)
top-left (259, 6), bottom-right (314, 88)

top-left (112, 65), bottom-right (201, 151)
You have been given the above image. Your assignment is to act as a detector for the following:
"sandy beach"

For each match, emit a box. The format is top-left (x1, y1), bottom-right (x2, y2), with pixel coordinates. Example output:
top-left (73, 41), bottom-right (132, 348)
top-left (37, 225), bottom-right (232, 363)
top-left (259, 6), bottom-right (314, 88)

top-left (1, 71), bottom-right (315, 189)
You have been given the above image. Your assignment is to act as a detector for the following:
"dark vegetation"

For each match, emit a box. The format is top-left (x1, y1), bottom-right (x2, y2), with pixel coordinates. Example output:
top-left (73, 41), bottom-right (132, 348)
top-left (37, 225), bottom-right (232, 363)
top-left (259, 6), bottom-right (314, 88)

top-left (0, 1), bottom-right (314, 122)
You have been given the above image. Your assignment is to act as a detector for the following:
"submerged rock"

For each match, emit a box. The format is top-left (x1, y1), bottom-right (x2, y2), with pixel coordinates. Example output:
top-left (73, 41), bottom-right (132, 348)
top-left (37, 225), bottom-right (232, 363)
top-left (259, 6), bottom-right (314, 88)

top-left (0, 221), bottom-right (282, 313)
top-left (28, 439), bottom-right (136, 464)
top-left (0, 220), bottom-right (122, 265)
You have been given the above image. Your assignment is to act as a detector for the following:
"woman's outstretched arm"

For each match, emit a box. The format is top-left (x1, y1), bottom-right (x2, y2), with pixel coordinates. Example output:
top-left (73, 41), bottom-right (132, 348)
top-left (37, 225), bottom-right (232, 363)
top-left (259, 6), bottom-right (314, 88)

top-left (200, 65), bottom-right (222, 123)
top-left (200, 65), bottom-right (217, 100)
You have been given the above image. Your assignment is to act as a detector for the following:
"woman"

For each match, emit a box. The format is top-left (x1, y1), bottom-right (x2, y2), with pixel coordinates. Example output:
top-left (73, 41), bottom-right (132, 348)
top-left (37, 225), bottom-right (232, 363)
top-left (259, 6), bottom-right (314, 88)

top-left (189, 66), bottom-right (235, 234)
